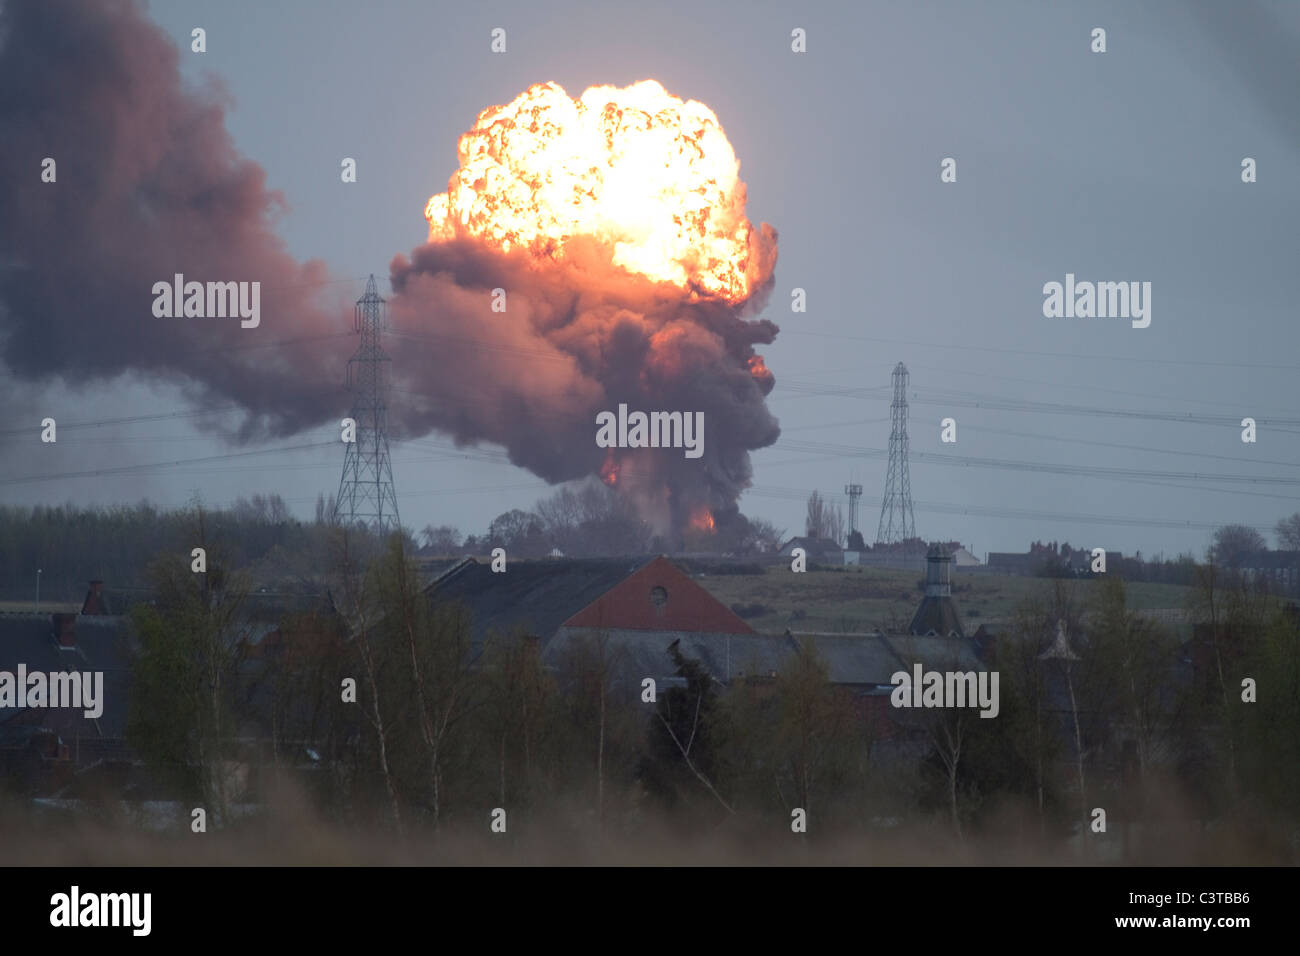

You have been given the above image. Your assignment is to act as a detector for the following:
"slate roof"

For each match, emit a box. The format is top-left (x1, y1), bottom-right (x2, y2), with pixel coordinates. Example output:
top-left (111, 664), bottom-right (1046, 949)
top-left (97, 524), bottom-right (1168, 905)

top-left (881, 633), bottom-right (983, 673)
top-left (778, 536), bottom-right (843, 557)
top-left (426, 556), bottom-right (655, 654)
top-left (784, 632), bottom-right (906, 687)
top-left (782, 630), bottom-right (988, 688)
top-left (0, 613), bottom-right (134, 749)
top-left (987, 552), bottom-right (1038, 571)
top-left (544, 626), bottom-right (792, 685)
top-left (908, 594), bottom-right (965, 638)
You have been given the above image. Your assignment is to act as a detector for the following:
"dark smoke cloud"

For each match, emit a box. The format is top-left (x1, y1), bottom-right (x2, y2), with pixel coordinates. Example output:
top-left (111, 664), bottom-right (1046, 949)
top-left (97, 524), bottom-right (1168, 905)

top-left (0, 0), bottom-right (783, 532)
top-left (388, 231), bottom-right (780, 533)
top-left (1186, 1), bottom-right (1300, 152)
top-left (0, 0), bottom-right (346, 443)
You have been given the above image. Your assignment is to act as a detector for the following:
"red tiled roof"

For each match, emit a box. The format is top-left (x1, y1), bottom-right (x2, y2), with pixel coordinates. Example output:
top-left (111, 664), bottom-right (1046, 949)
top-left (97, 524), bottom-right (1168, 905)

top-left (563, 556), bottom-right (754, 634)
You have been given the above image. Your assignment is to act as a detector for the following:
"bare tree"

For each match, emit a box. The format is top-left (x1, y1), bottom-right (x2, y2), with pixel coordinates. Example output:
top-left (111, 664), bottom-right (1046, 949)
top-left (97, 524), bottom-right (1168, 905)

top-left (128, 500), bottom-right (251, 826)
top-left (376, 534), bottom-right (475, 830)
top-left (1189, 561), bottom-right (1274, 802)
top-left (1275, 512), bottom-right (1300, 551)
top-left (1210, 524), bottom-right (1267, 568)
top-left (557, 628), bottom-right (629, 826)
top-left (327, 528), bottom-right (403, 832)
top-left (315, 493), bottom-right (338, 526)
top-left (746, 517), bottom-right (786, 554)
top-left (825, 502), bottom-right (845, 547)
top-left (419, 524), bottom-right (461, 553)
top-left (651, 642), bottom-right (735, 815)
top-left (928, 708), bottom-right (970, 839)
top-left (1088, 576), bottom-right (1180, 787)
top-left (480, 632), bottom-right (552, 807)
top-left (770, 640), bottom-right (856, 816)
top-left (805, 490), bottom-right (826, 538)
top-left (999, 597), bottom-right (1060, 835)
top-left (1038, 620), bottom-right (1091, 854)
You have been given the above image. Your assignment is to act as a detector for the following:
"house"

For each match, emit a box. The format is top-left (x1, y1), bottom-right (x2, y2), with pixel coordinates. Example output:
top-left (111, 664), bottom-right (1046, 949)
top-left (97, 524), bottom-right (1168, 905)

top-left (768, 547), bottom-right (991, 750)
top-left (1237, 550), bottom-right (1300, 594)
top-left (988, 544), bottom-right (1120, 576)
top-left (425, 555), bottom-right (768, 689)
top-left (842, 538), bottom-right (947, 571)
top-left (0, 609), bottom-right (134, 794)
top-left (777, 536), bottom-right (843, 562)
top-left (987, 552), bottom-right (1039, 575)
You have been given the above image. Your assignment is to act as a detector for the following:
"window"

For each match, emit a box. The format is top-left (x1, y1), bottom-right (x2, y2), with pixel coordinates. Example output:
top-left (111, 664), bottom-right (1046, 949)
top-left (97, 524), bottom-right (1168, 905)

top-left (650, 585), bottom-right (668, 607)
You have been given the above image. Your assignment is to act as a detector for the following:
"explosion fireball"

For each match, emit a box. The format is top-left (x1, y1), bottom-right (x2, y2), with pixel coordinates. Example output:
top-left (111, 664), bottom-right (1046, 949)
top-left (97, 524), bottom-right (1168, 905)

top-left (424, 81), bottom-right (765, 301)
top-left (391, 79), bottom-right (781, 540)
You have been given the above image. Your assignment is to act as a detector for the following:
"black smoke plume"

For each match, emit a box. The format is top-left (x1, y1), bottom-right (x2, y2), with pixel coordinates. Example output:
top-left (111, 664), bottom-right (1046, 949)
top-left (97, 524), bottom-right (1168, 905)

top-left (388, 232), bottom-right (780, 534)
top-left (0, 0), bottom-right (345, 442)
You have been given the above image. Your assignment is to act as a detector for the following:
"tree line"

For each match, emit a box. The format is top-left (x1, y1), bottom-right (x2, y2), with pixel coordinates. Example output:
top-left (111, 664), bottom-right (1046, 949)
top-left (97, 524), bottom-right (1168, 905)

top-left (122, 512), bottom-right (1300, 858)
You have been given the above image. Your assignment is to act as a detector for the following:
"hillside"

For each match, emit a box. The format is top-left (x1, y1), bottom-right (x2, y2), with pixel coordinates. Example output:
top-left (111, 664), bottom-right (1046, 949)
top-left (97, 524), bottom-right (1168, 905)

top-left (694, 564), bottom-right (1199, 635)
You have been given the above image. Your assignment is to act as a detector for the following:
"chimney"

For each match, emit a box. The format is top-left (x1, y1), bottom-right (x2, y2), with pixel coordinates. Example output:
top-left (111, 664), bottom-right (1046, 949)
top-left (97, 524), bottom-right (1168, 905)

top-left (81, 579), bottom-right (108, 615)
top-left (924, 543), bottom-right (952, 597)
top-left (52, 612), bottom-right (76, 648)
top-left (908, 544), bottom-right (964, 638)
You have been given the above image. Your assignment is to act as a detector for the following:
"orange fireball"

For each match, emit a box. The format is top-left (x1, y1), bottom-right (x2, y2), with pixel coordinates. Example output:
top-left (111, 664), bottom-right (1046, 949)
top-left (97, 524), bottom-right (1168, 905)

top-left (425, 80), bottom-right (761, 301)
top-left (599, 452), bottom-right (619, 486)
top-left (689, 508), bottom-right (716, 533)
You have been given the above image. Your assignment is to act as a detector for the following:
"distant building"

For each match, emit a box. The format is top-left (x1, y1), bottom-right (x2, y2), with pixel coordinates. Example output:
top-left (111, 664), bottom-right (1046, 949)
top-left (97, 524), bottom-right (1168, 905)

top-left (1237, 550), bottom-right (1300, 594)
top-left (425, 555), bottom-right (765, 688)
top-left (987, 545), bottom-right (1120, 576)
top-left (0, 610), bottom-right (134, 793)
top-left (782, 547), bottom-right (991, 753)
top-left (986, 552), bottom-right (1038, 575)
top-left (777, 536), bottom-right (843, 562)
top-left (421, 551), bottom-right (994, 711)
top-left (844, 539), bottom-right (979, 571)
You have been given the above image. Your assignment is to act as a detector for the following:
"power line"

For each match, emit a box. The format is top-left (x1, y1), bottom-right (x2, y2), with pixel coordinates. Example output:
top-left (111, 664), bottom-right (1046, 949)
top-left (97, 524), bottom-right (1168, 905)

top-left (905, 361), bottom-right (1300, 417)
top-left (0, 406), bottom-right (245, 438)
top-left (960, 423), bottom-right (1300, 470)
top-left (781, 328), bottom-right (1300, 372)
top-left (0, 441), bottom-right (336, 486)
top-left (772, 436), bottom-right (1300, 487)
top-left (909, 387), bottom-right (1300, 427)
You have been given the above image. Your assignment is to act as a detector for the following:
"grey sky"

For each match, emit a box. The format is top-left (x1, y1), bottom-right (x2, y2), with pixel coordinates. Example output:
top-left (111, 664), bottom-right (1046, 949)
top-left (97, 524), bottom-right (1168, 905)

top-left (7, 0), bottom-right (1299, 560)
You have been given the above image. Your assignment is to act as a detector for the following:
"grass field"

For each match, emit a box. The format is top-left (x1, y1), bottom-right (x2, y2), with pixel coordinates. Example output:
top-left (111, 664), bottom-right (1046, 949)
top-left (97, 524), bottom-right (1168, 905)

top-left (695, 565), bottom-right (1198, 635)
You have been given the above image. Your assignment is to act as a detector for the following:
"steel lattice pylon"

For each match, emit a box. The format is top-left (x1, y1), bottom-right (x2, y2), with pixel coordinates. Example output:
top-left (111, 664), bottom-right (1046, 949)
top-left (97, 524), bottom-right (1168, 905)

top-left (876, 362), bottom-right (916, 544)
top-left (333, 275), bottom-right (400, 533)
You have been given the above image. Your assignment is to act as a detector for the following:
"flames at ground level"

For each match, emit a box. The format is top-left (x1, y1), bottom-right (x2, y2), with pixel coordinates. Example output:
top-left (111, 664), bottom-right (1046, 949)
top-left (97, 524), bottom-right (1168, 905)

top-left (689, 508), bottom-right (716, 534)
